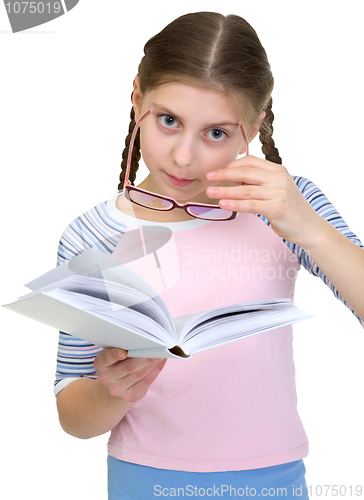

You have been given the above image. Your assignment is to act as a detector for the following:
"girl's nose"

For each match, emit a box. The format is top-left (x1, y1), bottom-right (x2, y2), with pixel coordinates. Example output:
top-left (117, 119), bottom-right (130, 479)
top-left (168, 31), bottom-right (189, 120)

top-left (172, 133), bottom-right (196, 168)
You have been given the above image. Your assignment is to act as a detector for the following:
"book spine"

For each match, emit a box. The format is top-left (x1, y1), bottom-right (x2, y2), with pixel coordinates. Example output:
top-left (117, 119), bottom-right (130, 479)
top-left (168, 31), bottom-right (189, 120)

top-left (127, 346), bottom-right (190, 359)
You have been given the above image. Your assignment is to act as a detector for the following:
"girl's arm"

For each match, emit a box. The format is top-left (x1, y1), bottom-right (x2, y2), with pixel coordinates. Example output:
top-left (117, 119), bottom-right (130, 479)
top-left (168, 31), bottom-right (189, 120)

top-left (56, 348), bottom-right (166, 439)
top-left (206, 156), bottom-right (364, 321)
top-left (297, 214), bottom-right (364, 321)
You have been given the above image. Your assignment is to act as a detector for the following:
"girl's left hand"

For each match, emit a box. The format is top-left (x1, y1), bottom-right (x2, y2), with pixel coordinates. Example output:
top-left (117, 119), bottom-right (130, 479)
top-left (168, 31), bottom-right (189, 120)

top-left (206, 155), bottom-right (324, 248)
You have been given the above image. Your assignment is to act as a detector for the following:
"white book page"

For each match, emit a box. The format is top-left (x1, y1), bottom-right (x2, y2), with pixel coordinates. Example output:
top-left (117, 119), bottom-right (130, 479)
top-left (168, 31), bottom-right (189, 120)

top-left (23, 247), bottom-right (176, 336)
top-left (100, 266), bottom-right (175, 333)
top-left (176, 298), bottom-right (292, 341)
top-left (183, 307), bottom-right (309, 353)
top-left (58, 275), bottom-right (175, 336)
top-left (47, 288), bottom-right (175, 346)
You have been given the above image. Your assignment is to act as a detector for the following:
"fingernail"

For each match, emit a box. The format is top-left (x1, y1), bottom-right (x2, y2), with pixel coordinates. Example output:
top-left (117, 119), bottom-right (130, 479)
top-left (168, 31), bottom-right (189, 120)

top-left (115, 348), bottom-right (126, 360)
top-left (206, 171), bottom-right (216, 178)
top-left (220, 200), bottom-right (229, 207)
top-left (207, 187), bottom-right (218, 195)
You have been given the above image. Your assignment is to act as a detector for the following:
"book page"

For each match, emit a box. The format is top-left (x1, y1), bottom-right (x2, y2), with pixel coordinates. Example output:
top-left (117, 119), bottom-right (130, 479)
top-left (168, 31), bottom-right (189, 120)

top-left (98, 257), bottom-right (175, 333)
top-left (26, 247), bottom-right (176, 335)
top-left (183, 306), bottom-right (309, 353)
top-left (47, 288), bottom-right (175, 346)
top-left (176, 298), bottom-right (292, 341)
top-left (56, 275), bottom-right (176, 337)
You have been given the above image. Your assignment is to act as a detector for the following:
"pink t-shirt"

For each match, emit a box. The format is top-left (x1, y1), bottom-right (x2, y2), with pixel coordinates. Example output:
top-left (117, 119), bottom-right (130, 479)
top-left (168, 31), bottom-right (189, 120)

top-left (108, 210), bottom-right (308, 471)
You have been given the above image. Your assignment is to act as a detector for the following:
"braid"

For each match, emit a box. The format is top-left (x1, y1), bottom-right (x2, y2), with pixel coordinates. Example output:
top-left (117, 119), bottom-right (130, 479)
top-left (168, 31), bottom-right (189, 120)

top-left (258, 97), bottom-right (282, 165)
top-left (118, 99), bottom-right (141, 190)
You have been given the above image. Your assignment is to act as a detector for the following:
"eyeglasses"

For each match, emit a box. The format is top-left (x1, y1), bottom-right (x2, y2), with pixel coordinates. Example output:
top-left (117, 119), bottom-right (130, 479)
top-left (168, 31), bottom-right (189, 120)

top-left (123, 108), bottom-right (250, 221)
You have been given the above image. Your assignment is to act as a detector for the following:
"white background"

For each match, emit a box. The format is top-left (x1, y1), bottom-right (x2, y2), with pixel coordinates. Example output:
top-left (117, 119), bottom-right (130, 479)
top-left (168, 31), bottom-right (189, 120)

top-left (1, 1), bottom-right (363, 498)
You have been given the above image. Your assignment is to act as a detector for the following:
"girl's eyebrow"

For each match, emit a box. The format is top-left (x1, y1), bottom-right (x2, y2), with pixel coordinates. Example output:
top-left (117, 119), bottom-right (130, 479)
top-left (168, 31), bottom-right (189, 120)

top-left (151, 102), bottom-right (239, 128)
top-left (152, 102), bottom-right (182, 121)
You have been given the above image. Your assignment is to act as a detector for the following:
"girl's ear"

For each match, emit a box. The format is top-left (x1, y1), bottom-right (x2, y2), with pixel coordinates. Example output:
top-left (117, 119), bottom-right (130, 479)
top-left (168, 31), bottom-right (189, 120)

top-left (132, 75), bottom-right (143, 121)
top-left (251, 111), bottom-right (266, 140)
top-left (239, 111), bottom-right (266, 154)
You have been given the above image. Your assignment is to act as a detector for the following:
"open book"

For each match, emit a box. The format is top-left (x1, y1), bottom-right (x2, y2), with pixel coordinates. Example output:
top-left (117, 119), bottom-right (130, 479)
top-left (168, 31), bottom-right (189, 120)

top-left (3, 248), bottom-right (310, 359)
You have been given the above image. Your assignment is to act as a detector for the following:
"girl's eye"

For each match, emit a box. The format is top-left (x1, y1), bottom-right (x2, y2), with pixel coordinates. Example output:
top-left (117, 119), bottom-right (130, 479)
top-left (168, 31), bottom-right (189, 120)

top-left (159, 115), bottom-right (178, 128)
top-left (206, 129), bottom-right (227, 141)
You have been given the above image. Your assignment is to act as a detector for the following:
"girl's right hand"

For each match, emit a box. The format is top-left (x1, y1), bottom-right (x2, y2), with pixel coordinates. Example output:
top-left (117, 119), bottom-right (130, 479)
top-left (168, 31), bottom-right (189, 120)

top-left (94, 348), bottom-right (167, 403)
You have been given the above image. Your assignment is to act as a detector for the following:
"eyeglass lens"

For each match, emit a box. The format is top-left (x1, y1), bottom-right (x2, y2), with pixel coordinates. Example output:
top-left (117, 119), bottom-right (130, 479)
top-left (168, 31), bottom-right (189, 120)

top-left (129, 190), bottom-right (173, 211)
top-left (187, 206), bottom-right (234, 220)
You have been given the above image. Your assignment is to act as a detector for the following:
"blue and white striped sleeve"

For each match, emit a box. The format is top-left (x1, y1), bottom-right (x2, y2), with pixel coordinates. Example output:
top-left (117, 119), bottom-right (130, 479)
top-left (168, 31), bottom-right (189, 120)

top-left (54, 227), bottom-right (103, 396)
top-left (258, 176), bottom-right (364, 326)
top-left (54, 200), bottom-right (127, 396)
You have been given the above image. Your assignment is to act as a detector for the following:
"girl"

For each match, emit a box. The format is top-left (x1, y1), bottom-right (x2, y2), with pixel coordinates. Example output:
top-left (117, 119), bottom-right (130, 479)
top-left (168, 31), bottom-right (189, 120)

top-left (55, 12), bottom-right (364, 499)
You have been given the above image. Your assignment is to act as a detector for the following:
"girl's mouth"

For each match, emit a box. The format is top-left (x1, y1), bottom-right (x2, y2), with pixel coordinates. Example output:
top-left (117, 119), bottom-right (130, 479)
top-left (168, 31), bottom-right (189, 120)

top-left (165, 172), bottom-right (195, 187)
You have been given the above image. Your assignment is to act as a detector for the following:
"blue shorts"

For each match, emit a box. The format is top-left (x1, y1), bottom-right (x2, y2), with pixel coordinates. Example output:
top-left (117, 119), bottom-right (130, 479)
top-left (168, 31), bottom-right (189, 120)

top-left (108, 456), bottom-right (309, 499)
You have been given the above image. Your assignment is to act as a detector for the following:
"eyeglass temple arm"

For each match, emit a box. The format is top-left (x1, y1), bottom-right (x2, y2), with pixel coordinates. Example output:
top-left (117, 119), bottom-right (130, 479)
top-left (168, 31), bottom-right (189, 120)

top-left (239, 121), bottom-right (249, 156)
top-left (124, 108), bottom-right (153, 188)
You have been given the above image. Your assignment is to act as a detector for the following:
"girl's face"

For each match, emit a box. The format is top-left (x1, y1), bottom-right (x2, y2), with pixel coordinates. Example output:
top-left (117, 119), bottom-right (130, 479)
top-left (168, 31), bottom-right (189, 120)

top-left (132, 80), bottom-right (252, 216)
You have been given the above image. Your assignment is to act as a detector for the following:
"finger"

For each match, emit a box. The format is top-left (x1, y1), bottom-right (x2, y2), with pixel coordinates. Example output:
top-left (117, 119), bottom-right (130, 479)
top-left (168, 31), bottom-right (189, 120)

top-left (98, 357), bottom-right (165, 393)
top-left (118, 357), bottom-right (166, 376)
top-left (216, 167), bottom-right (263, 184)
top-left (125, 359), bottom-right (167, 392)
top-left (109, 359), bottom-right (167, 401)
top-left (207, 166), bottom-right (276, 186)
top-left (109, 356), bottom-right (166, 385)
top-left (206, 156), bottom-right (285, 182)
top-left (218, 198), bottom-right (269, 215)
top-left (207, 184), bottom-right (274, 201)
top-left (225, 155), bottom-right (284, 171)
top-left (94, 347), bottom-right (128, 370)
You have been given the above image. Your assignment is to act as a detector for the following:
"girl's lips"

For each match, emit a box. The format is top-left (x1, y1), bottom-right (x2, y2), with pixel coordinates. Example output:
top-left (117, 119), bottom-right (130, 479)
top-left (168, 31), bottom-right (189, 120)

top-left (165, 172), bottom-right (195, 187)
